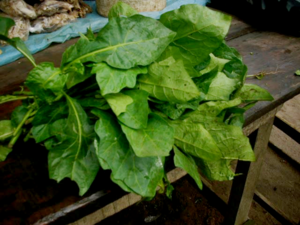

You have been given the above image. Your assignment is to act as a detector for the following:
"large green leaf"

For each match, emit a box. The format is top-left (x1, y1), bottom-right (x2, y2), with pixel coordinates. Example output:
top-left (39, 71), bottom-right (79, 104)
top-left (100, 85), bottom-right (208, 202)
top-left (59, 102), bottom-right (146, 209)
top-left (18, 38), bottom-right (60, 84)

top-left (108, 1), bottom-right (138, 20)
top-left (174, 146), bottom-right (202, 189)
top-left (160, 5), bottom-right (231, 66)
top-left (93, 110), bottom-right (165, 197)
top-left (138, 58), bottom-right (200, 103)
top-left (65, 62), bottom-right (93, 89)
top-left (117, 90), bottom-right (149, 129)
top-left (0, 120), bottom-right (14, 141)
top-left (0, 145), bottom-right (12, 162)
top-left (32, 101), bottom-right (68, 143)
top-left (77, 97), bottom-right (110, 110)
top-left (198, 54), bottom-right (229, 76)
top-left (234, 84), bottom-right (273, 101)
top-left (202, 122), bottom-right (255, 161)
top-left (121, 113), bottom-right (174, 157)
top-left (105, 93), bottom-right (133, 116)
top-left (93, 62), bottom-right (147, 95)
top-left (172, 122), bottom-right (221, 161)
top-left (194, 158), bottom-right (235, 181)
top-left (47, 95), bottom-right (99, 196)
top-left (61, 15), bottom-right (176, 69)
top-left (205, 72), bottom-right (237, 101)
top-left (213, 42), bottom-right (247, 88)
top-left (181, 98), bottom-right (241, 123)
top-left (25, 63), bottom-right (67, 103)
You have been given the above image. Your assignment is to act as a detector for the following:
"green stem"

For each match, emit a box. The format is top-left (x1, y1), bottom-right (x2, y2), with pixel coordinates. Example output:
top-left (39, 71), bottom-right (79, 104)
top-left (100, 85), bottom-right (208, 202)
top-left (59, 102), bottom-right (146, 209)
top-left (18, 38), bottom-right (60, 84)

top-left (0, 95), bottom-right (34, 105)
top-left (8, 128), bottom-right (22, 148)
top-left (13, 91), bottom-right (34, 95)
top-left (23, 129), bottom-right (32, 142)
top-left (13, 104), bottom-right (35, 136)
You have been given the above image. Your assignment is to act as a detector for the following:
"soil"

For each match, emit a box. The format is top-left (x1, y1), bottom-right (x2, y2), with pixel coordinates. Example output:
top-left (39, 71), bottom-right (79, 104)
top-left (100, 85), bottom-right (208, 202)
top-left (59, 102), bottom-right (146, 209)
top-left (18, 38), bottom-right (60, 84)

top-left (97, 177), bottom-right (225, 225)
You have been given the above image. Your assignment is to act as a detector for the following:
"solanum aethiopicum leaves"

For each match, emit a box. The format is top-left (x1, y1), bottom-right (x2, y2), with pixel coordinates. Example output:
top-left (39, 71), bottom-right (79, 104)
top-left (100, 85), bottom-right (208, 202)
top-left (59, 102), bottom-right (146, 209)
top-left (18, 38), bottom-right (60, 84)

top-left (121, 113), bottom-right (174, 157)
top-left (181, 98), bottom-right (241, 123)
top-left (0, 120), bottom-right (14, 141)
top-left (93, 110), bottom-right (165, 197)
top-left (105, 90), bottom-right (149, 129)
top-left (61, 15), bottom-right (176, 69)
top-left (32, 100), bottom-right (68, 143)
top-left (172, 122), bottom-right (222, 161)
top-left (174, 146), bottom-right (202, 189)
top-left (202, 122), bottom-right (255, 161)
top-left (77, 97), bottom-right (110, 110)
top-left (138, 58), bottom-right (200, 103)
top-left (205, 72), bottom-right (237, 101)
top-left (93, 62), bottom-right (147, 96)
top-left (25, 63), bottom-right (67, 103)
top-left (198, 54), bottom-right (229, 76)
top-left (234, 84), bottom-right (274, 102)
top-left (108, 1), bottom-right (138, 20)
top-left (194, 157), bottom-right (236, 181)
top-left (160, 5), bottom-right (231, 66)
top-left (47, 94), bottom-right (99, 196)
top-left (213, 42), bottom-right (247, 88)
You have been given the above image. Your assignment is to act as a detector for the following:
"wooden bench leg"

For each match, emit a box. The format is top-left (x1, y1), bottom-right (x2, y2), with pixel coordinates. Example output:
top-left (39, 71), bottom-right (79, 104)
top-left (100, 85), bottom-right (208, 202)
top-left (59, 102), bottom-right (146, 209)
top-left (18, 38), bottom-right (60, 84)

top-left (224, 116), bottom-right (275, 225)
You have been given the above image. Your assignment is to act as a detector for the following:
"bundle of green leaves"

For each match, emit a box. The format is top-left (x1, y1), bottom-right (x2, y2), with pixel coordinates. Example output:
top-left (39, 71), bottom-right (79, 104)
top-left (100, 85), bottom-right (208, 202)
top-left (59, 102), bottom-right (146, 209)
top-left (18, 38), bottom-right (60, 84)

top-left (0, 2), bottom-right (273, 198)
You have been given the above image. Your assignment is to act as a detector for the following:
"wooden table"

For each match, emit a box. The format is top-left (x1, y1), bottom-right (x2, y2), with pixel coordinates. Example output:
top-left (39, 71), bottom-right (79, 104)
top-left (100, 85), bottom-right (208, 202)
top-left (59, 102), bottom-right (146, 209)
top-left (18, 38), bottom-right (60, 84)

top-left (0, 12), bottom-right (300, 225)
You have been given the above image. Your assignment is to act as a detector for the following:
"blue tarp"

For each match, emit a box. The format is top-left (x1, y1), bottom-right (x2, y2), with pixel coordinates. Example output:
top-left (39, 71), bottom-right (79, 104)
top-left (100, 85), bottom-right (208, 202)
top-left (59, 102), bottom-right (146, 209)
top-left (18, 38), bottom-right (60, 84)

top-left (0, 0), bottom-right (209, 66)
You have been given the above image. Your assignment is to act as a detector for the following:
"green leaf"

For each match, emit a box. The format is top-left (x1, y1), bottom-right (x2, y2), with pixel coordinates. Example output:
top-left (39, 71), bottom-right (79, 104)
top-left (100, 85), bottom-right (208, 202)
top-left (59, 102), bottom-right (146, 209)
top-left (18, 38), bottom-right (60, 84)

top-left (154, 102), bottom-right (185, 120)
top-left (85, 27), bottom-right (95, 41)
top-left (194, 158), bottom-right (235, 181)
top-left (181, 98), bottom-right (241, 123)
top-left (0, 120), bottom-right (14, 141)
top-left (0, 145), bottom-right (12, 162)
top-left (205, 72), bottom-right (237, 101)
top-left (65, 62), bottom-right (93, 89)
top-left (32, 101), bottom-right (68, 143)
top-left (121, 113), bottom-right (174, 157)
top-left (199, 54), bottom-right (229, 76)
top-left (138, 59), bottom-right (200, 103)
top-left (234, 84), bottom-right (273, 101)
top-left (174, 146), bottom-right (202, 189)
top-left (93, 110), bottom-right (165, 197)
top-left (202, 122), bottom-right (255, 161)
top-left (11, 105), bottom-right (28, 127)
top-left (93, 62), bottom-right (147, 95)
top-left (105, 93), bottom-right (133, 116)
top-left (295, 70), bottom-right (300, 76)
top-left (108, 1), bottom-right (138, 20)
top-left (117, 90), bottom-right (149, 129)
top-left (193, 68), bottom-right (219, 95)
top-left (0, 17), bottom-right (36, 66)
top-left (172, 122), bottom-right (221, 161)
top-left (213, 42), bottom-right (247, 88)
top-left (160, 5), bottom-right (231, 65)
top-left (158, 46), bottom-right (200, 78)
top-left (61, 15), bottom-right (176, 69)
top-left (77, 97), bottom-right (110, 110)
top-left (25, 63), bottom-right (67, 103)
top-left (47, 95), bottom-right (99, 196)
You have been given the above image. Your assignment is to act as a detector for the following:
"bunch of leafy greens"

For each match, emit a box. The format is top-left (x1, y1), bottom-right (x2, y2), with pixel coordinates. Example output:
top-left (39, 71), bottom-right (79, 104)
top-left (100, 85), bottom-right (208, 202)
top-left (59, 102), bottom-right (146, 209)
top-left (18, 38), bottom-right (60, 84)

top-left (0, 2), bottom-right (273, 198)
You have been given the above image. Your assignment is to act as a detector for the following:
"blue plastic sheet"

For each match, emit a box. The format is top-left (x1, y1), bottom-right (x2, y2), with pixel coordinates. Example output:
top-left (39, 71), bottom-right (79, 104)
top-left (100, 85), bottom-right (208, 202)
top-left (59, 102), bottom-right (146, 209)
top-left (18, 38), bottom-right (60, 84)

top-left (0, 0), bottom-right (209, 66)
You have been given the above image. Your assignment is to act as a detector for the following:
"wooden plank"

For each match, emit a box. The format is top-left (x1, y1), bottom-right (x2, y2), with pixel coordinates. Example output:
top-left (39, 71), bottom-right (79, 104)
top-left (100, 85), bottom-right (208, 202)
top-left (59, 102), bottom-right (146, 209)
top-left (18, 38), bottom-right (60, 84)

top-left (224, 117), bottom-right (275, 225)
top-left (270, 126), bottom-right (300, 165)
top-left (276, 94), bottom-right (300, 133)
